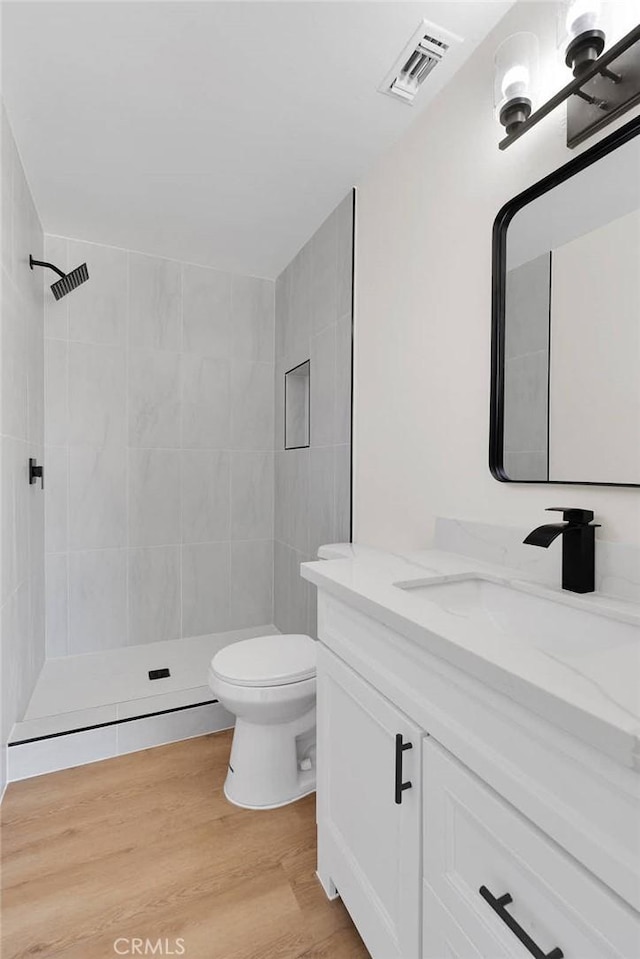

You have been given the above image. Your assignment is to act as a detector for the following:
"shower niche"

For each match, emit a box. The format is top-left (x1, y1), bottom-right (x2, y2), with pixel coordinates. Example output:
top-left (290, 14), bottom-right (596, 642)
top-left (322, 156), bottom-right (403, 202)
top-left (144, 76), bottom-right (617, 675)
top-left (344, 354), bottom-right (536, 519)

top-left (284, 360), bottom-right (310, 449)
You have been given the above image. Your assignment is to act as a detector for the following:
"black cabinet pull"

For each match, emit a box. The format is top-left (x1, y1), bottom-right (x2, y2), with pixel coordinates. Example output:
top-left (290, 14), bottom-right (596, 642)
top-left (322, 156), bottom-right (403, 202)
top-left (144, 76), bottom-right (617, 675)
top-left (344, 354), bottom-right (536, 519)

top-left (29, 458), bottom-right (44, 490)
top-left (394, 733), bottom-right (412, 804)
top-left (479, 886), bottom-right (563, 959)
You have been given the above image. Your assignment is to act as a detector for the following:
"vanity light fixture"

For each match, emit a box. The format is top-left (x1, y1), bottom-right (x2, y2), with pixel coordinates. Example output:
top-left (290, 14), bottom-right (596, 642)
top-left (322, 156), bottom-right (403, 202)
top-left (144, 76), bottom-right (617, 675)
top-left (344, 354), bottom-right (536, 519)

top-left (497, 19), bottom-right (640, 150)
top-left (562, 0), bottom-right (606, 76)
top-left (494, 33), bottom-right (539, 136)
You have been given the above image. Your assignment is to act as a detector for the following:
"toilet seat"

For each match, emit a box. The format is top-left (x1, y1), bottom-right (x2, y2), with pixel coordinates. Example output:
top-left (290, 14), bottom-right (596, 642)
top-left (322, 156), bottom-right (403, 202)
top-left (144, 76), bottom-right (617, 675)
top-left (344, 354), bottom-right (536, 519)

top-left (210, 634), bottom-right (315, 688)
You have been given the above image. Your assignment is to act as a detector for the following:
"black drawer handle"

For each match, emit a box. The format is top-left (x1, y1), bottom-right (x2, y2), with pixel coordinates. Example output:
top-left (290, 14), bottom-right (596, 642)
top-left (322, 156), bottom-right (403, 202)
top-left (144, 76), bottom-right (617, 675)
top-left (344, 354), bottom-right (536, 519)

top-left (479, 886), bottom-right (563, 959)
top-left (394, 733), bottom-right (412, 804)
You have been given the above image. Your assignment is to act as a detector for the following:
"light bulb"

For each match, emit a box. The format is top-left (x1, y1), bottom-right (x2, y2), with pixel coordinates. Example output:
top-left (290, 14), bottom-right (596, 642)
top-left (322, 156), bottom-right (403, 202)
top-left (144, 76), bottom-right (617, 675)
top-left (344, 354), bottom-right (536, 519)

top-left (566, 0), bottom-right (601, 40)
top-left (501, 64), bottom-right (530, 102)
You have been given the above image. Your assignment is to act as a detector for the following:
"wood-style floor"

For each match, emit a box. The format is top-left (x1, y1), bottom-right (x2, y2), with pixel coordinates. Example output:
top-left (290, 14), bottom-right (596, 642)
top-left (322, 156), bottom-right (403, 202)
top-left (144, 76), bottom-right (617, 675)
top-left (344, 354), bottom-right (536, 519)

top-left (1, 730), bottom-right (369, 959)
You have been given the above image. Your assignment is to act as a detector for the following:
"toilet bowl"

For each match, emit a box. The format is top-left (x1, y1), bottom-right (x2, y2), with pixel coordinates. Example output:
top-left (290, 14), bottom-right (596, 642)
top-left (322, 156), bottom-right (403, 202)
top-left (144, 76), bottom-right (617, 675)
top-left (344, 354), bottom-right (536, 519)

top-left (208, 633), bottom-right (316, 809)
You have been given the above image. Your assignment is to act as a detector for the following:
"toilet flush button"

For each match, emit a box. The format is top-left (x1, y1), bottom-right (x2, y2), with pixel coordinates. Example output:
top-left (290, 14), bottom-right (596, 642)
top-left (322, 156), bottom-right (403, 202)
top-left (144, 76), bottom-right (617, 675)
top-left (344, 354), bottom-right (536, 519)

top-left (300, 757), bottom-right (312, 771)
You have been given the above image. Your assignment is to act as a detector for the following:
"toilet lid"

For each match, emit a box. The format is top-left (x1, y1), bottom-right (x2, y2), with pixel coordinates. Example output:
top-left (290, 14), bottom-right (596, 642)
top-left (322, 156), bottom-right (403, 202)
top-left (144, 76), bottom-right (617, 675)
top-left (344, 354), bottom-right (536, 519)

top-left (210, 634), bottom-right (316, 687)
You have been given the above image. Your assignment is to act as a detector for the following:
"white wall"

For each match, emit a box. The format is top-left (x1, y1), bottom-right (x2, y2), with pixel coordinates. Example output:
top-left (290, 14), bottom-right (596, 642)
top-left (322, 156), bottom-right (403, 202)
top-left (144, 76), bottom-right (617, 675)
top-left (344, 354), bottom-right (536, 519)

top-left (1, 104), bottom-right (46, 795)
top-left (353, 1), bottom-right (640, 550)
top-left (44, 235), bottom-right (275, 657)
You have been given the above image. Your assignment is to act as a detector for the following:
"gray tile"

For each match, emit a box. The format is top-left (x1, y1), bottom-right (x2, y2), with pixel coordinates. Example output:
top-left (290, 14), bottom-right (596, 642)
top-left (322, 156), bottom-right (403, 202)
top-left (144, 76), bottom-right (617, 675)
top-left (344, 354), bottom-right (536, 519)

top-left (231, 274), bottom-right (274, 362)
top-left (310, 323), bottom-right (336, 447)
top-left (68, 342), bottom-right (126, 447)
top-left (334, 444), bottom-right (351, 544)
top-left (308, 446), bottom-right (335, 557)
top-left (45, 553), bottom-right (68, 658)
top-left (274, 541), bottom-right (309, 636)
top-left (12, 150), bottom-right (43, 310)
top-left (182, 542), bottom-right (230, 637)
top-left (230, 540), bottom-right (273, 627)
top-left (274, 358), bottom-right (286, 452)
top-left (67, 240), bottom-right (127, 346)
top-left (182, 354), bottom-right (230, 449)
top-left (42, 236), bottom-right (69, 340)
top-left (127, 546), bottom-right (180, 645)
top-left (274, 447), bottom-right (309, 553)
top-left (182, 263), bottom-right (231, 358)
top-left (309, 208), bottom-right (338, 337)
top-left (1, 582), bottom-right (30, 741)
top-left (503, 350), bottom-right (549, 455)
top-left (1, 106), bottom-right (15, 283)
top-left (181, 450), bottom-right (230, 543)
top-left (306, 565), bottom-right (318, 640)
top-left (275, 267), bottom-right (291, 361)
top-left (68, 446), bottom-right (126, 550)
top-left (334, 314), bottom-right (352, 446)
top-left (230, 360), bottom-right (274, 450)
top-left (505, 254), bottom-right (551, 359)
top-left (230, 451), bottom-right (273, 541)
top-left (503, 449), bottom-right (548, 482)
top-left (1, 439), bottom-right (29, 605)
top-left (128, 253), bottom-right (181, 351)
top-left (27, 285), bottom-right (45, 446)
top-left (286, 245), bottom-right (312, 364)
top-left (44, 338), bottom-right (68, 446)
top-left (128, 349), bottom-right (181, 448)
top-left (128, 448), bottom-right (180, 547)
top-left (28, 514), bottom-right (46, 664)
top-left (336, 192), bottom-right (354, 320)
top-left (68, 549), bottom-right (127, 653)
top-left (44, 446), bottom-right (67, 553)
top-left (1, 282), bottom-right (28, 440)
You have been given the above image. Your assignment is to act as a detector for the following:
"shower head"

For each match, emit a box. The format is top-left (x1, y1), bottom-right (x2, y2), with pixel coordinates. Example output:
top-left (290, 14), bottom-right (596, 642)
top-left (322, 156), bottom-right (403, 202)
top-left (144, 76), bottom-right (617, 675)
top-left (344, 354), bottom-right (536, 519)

top-left (50, 262), bottom-right (89, 300)
top-left (29, 255), bottom-right (89, 300)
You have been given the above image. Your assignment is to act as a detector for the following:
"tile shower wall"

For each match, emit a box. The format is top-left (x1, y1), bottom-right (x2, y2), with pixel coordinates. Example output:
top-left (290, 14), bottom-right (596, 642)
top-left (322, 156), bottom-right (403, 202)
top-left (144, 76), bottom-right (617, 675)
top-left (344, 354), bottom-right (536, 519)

top-left (44, 237), bottom-right (275, 656)
top-left (503, 254), bottom-right (550, 481)
top-left (274, 193), bottom-right (353, 636)
top-left (1, 105), bottom-right (46, 792)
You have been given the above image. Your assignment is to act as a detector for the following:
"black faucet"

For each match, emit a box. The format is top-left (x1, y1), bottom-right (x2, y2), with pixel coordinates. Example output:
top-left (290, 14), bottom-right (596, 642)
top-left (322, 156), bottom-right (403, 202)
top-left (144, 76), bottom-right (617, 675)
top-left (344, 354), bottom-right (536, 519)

top-left (523, 508), bottom-right (600, 594)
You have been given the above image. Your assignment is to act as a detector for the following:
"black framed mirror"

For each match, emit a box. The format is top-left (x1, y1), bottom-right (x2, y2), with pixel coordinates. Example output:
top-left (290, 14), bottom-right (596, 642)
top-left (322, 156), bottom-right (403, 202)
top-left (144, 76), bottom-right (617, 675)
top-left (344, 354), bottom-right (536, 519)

top-left (490, 114), bottom-right (640, 488)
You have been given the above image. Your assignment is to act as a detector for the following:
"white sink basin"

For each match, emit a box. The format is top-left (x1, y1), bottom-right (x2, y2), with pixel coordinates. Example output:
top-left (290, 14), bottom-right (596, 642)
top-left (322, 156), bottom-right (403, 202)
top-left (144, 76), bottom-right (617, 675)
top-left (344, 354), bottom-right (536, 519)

top-left (394, 575), bottom-right (639, 656)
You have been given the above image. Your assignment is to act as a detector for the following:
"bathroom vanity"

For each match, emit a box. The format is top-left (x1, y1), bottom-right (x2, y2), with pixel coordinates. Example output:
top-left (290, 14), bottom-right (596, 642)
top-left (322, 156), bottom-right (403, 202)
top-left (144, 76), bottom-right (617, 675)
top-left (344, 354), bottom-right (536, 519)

top-left (302, 544), bottom-right (640, 959)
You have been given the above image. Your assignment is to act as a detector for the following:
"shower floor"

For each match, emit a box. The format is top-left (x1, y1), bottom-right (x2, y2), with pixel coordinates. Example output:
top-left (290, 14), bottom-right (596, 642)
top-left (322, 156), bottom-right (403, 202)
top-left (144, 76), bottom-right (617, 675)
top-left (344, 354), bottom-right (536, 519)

top-left (11, 624), bottom-right (278, 745)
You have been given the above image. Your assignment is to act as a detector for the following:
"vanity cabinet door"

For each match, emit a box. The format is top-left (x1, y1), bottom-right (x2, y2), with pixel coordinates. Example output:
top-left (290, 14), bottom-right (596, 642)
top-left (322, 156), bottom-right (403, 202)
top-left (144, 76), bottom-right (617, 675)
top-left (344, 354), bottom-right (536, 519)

top-left (316, 645), bottom-right (422, 959)
top-left (422, 737), bottom-right (640, 959)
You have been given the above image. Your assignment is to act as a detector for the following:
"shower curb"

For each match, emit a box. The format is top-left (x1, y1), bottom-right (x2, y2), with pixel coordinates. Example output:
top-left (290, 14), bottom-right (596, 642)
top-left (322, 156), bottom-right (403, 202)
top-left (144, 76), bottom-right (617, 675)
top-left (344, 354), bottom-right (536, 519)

top-left (7, 700), bottom-right (234, 782)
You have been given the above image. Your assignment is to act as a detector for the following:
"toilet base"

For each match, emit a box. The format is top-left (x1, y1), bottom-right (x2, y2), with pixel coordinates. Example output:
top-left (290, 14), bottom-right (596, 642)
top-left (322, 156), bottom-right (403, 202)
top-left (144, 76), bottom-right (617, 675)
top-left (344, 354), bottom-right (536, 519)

top-left (223, 708), bottom-right (316, 809)
top-left (223, 781), bottom-right (316, 810)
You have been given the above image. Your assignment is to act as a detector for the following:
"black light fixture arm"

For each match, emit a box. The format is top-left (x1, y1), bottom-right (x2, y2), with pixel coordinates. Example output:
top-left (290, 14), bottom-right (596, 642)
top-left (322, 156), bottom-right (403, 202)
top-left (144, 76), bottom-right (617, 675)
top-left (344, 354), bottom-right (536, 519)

top-left (29, 255), bottom-right (66, 279)
top-left (500, 22), bottom-right (640, 150)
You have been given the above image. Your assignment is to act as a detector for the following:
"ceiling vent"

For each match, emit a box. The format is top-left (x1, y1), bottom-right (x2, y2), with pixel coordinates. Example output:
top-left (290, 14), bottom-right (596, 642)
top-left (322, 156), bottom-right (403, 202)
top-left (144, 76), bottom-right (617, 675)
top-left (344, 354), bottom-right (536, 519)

top-left (379, 20), bottom-right (462, 105)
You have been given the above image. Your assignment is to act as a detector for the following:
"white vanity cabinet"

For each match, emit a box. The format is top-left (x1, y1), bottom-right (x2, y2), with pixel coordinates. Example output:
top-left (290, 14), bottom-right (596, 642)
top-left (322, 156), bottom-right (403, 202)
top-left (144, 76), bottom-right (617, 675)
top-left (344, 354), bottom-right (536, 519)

top-left (422, 738), bottom-right (639, 959)
top-left (313, 594), bottom-right (640, 959)
top-left (316, 645), bottom-right (422, 959)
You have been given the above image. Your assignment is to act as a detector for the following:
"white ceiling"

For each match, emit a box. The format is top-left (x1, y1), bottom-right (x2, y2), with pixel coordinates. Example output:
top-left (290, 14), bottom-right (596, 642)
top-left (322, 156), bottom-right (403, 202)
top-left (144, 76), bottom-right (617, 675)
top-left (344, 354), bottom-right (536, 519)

top-left (2, 1), bottom-right (511, 278)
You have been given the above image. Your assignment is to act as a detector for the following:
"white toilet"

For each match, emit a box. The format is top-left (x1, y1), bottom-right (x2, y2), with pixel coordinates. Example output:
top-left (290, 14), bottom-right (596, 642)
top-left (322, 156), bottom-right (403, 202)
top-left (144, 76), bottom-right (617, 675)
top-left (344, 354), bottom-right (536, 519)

top-left (208, 633), bottom-right (316, 809)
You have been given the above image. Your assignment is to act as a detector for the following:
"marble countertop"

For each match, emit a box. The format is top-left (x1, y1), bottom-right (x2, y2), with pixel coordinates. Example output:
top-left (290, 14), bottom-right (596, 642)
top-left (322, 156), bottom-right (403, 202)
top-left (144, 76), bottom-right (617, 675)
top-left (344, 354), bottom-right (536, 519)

top-left (301, 544), bottom-right (640, 770)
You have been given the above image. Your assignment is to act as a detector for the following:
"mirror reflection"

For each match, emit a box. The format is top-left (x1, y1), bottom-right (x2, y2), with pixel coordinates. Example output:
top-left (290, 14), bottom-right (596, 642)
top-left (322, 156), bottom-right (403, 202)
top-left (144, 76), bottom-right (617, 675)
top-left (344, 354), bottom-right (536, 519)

top-left (502, 130), bottom-right (640, 485)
